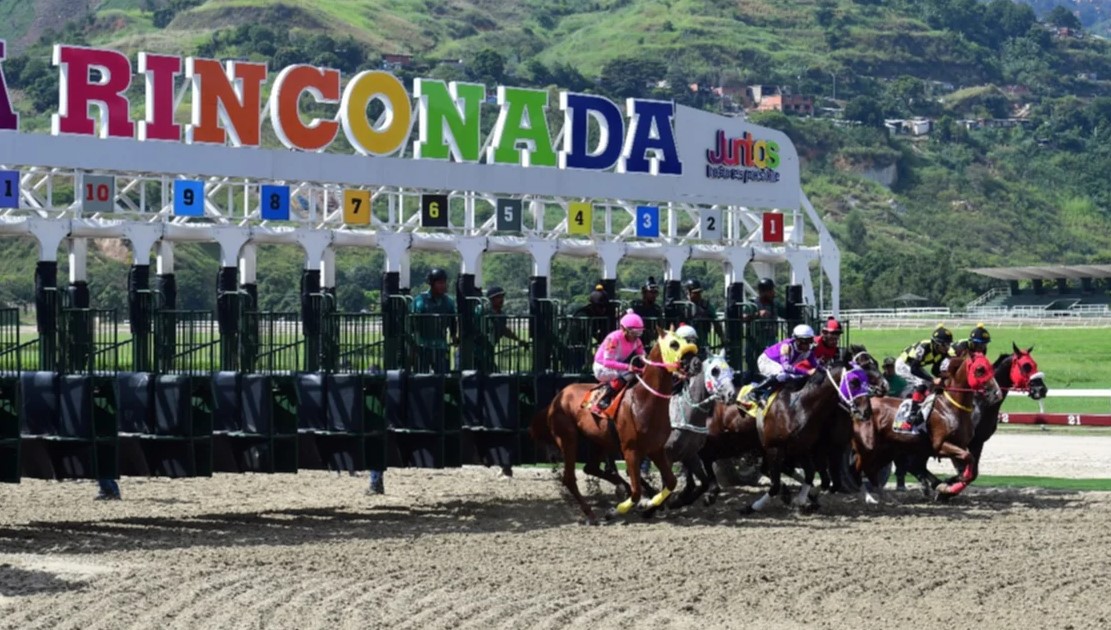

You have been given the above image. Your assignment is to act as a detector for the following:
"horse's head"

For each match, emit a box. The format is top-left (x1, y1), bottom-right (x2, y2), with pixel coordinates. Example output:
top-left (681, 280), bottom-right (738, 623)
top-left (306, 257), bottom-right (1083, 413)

top-left (842, 344), bottom-right (887, 396)
top-left (833, 363), bottom-right (873, 423)
top-left (1009, 342), bottom-right (1047, 400)
top-left (654, 325), bottom-right (699, 373)
top-left (953, 352), bottom-right (1002, 405)
top-left (700, 354), bottom-right (736, 404)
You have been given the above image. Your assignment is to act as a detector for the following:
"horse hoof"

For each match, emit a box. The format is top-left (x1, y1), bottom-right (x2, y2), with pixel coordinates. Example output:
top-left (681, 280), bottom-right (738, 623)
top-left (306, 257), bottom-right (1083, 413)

top-left (703, 494), bottom-right (717, 507)
top-left (604, 508), bottom-right (618, 521)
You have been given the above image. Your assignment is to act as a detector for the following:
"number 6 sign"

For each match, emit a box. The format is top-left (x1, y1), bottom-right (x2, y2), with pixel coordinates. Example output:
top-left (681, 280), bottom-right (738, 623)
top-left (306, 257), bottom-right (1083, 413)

top-left (81, 175), bottom-right (115, 214)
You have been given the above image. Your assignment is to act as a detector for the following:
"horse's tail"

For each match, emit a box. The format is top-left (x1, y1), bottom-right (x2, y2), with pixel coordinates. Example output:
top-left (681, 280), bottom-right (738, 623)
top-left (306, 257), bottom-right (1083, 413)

top-left (529, 405), bottom-right (555, 447)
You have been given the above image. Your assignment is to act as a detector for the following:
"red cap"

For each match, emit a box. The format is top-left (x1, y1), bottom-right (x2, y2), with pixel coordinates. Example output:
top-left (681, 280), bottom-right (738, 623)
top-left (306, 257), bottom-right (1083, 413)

top-left (822, 317), bottom-right (841, 333)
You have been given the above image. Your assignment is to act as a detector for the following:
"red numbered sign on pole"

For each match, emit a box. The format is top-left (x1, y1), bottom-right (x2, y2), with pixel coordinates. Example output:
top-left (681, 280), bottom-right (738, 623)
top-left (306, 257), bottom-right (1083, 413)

top-left (762, 212), bottom-right (784, 243)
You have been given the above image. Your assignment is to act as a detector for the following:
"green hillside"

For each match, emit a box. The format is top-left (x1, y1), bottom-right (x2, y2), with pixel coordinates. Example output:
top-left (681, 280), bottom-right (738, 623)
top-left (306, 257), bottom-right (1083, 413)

top-left (3, 0), bottom-right (1111, 314)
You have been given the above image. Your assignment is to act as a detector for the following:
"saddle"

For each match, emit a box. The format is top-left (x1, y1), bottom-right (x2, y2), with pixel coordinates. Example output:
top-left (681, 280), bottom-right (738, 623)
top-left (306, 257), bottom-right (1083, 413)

top-left (893, 394), bottom-right (937, 434)
top-left (581, 385), bottom-right (628, 421)
top-left (735, 384), bottom-right (780, 419)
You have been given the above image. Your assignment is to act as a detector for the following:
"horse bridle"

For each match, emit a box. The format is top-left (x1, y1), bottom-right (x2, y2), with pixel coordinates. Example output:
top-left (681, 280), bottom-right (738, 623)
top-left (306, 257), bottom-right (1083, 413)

top-left (827, 363), bottom-right (871, 421)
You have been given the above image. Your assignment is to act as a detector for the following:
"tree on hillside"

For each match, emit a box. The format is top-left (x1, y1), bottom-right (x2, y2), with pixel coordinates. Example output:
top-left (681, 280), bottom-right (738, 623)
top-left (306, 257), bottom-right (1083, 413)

top-left (599, 57), bottom-right (667, 99)
top-left (1046, 5), bottom-right (1082, 30)
top-left (886, 76), bottom-right (925, 115)
top-left (844, 96), bottom-right (885, 128)
top-left (469, 49), bottom-right (506, 86)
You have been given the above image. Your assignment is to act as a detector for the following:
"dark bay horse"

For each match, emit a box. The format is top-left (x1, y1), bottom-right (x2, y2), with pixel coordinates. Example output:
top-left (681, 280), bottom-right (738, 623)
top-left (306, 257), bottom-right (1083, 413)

top-left (855, 353), bottom-right (999, 502)
top-left (662, 355), bottom-right (737, 508)
top-left (531, 328), bottom-right (698, 523)
top-left (743, 361), bottom-right (874, 513)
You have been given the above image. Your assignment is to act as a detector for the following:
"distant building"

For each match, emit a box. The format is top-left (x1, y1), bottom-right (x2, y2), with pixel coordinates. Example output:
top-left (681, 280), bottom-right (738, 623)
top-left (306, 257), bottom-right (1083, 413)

top-left (381, 54), bottom-right (413, 71)
top-left (754, 93), bottom-right (814, 116)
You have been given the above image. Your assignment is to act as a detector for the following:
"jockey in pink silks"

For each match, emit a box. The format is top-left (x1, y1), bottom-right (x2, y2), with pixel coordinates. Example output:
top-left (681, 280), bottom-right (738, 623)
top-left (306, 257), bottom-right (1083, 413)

top-left (590, 310), bottom-right (647, 414)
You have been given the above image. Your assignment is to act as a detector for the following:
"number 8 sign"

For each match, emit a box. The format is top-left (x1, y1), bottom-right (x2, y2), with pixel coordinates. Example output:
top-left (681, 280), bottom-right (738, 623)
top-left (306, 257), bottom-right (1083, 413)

top-left (260, 185), bottom-right (290, 220)
top-left (635, 205), bottom-right (659, 238)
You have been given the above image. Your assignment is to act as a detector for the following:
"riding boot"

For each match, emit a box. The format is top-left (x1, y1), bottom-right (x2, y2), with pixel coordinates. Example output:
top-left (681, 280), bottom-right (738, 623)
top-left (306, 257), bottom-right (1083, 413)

top-left (592, 378), bottom-right (625, 415)
top-left (746, 375), bottom-right (778, 405)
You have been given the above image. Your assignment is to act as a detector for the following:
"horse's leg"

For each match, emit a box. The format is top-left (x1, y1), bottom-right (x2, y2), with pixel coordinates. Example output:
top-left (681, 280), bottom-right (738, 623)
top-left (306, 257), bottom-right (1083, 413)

top-left (745, 446), bottom-right (781, 513)
top-left (793, 456), bottom-right (819, 509)
top-left (640, 446), bottom-right (678, 518)
top-left (583, 449), bottom-right (632, 499)
top-left (936, 441), bottom-right (976, 496)
top-left (552, 418), bottom-right (596, 523)
top-left (613, 445), bottom-right (643, 516)
top-left (700, 450), bottom-right (722, 505)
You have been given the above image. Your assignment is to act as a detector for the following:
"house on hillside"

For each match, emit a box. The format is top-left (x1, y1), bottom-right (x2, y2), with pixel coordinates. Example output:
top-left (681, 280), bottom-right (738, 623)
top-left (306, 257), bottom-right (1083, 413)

top-left (382, 54), bottom-right (413, 71)
top-left (754, 93), bottom-right (814, 116)
top-left (884, 118), bottom-right (932, 136)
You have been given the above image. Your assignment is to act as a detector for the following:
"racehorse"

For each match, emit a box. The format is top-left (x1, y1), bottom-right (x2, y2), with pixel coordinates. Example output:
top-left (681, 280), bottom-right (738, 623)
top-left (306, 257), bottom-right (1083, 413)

top-left (743, 360), bottom-right (874, 513)
top-left (530, 327), bottom-right (698, 523)
top-left (661, 354), bottom-right (737, 509)
top-left (854, 353), bottom-right (999, 502)
top-left (947, 343), bottom-right (1047, 483)
top-left (815, 346), bottom-right (886, 493)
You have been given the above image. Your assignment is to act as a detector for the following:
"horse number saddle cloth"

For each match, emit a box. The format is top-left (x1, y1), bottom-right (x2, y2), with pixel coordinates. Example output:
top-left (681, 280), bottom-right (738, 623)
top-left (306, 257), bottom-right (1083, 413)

top-left (893, 394), bottom-right (938, 434)
top-left (581, 385), bottom-right (628, 421)
top-left (735, 384), bottom-right (780, 420)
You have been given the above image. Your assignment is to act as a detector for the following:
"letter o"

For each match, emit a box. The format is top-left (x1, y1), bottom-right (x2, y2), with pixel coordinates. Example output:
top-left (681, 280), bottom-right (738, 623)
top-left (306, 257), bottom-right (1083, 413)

top-left (340, 71), bottom-right (412, 156)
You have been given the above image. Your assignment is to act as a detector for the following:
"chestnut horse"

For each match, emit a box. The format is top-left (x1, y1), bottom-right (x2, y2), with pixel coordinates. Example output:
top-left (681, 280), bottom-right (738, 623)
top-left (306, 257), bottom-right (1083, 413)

top-left (531, 328), bottom-right (698, 523)
top-left (743, 361), bottom-right (874, 513)
top-left (854, 353), bottom-right (1000, 502)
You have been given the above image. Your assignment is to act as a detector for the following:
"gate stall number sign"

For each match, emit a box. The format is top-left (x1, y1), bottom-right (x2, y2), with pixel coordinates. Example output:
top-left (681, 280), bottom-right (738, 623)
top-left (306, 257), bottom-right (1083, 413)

top-left (0, 170), bottom-right (17, 208)
top-left (568, 201), bottom-right (592, 235)
top-left (636, 205), bottom-right (659, 238)
top-left (496, 198), bottom-right (522, 232)
top-left (421, 193), bottom-right (449, 228)
top-left (763, 212), bottom-right (785, 243)
top-left (81, 175), bottom-right (116, 214)
top-left (173, 180), bottom-right (205, 217)
top-left (700, 208), bottom-right (722, 241)
top-left (260, 185), bottom-right (290, 220)
top-left (344, 189), bottom-right (371, 225)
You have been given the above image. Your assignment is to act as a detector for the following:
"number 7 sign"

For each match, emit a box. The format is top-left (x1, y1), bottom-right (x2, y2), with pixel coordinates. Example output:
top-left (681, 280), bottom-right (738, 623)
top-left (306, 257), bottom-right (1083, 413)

top-left (762, 212), bottom-right (784, 243)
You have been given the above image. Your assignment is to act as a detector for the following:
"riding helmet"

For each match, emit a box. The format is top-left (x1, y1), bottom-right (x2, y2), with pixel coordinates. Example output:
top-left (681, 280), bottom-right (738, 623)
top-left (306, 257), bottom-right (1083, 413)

top-left (931, 324), bottom-right (953, 345)
top-left (969, 323), bottom-right (990, 344)
top-left (756, 277), bottom-right (775, 292)
top-left (427, 268), bottom-right (448, 284)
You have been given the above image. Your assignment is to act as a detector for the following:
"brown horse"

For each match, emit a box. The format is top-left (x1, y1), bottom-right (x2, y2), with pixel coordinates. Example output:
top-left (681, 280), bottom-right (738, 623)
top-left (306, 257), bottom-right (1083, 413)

top-left (532, 327), bottom-right (698, 523)
top-left (854, 352), bottom-right (1000, 503)
top-left (742, 361), bottom-right (874, 513)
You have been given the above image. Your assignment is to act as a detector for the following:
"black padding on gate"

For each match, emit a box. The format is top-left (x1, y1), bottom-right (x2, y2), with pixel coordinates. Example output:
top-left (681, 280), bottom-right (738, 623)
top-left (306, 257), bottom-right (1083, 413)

top-left (385, 370), bottom-right (405, 429)
top-left (460, 371), bottom-right (482, 428)
top-left (154, 375), bottom-right (192, 436)
top-left (116, 372), bottom-right (153, 434)
top-left (211, 372), bottom-right (241, 433)
top-left (325, 374), bottom-right (362, 433)
top-left (295, 373), bottom-right (326, 431)
top-left (59, 375), bottom-right (93, 438)
top-left (240, 374), bottom-right (273, 435)
top-left (19, 372), bottom-right (59, 436)
top-left (482, 375), bottom-right (518, 430)
top-left (404, 374), bottom-right (444, 432)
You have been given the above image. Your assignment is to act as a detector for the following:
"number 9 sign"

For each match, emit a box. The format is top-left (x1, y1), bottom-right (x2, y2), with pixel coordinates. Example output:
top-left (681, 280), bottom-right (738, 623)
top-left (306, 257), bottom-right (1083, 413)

top-left (173, 180), bottom-right (205, 217)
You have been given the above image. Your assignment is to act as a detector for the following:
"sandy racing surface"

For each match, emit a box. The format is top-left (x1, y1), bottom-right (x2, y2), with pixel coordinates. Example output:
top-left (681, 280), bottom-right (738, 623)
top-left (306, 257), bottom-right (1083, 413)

top-left (1, 432), bottom-right (1110, 629)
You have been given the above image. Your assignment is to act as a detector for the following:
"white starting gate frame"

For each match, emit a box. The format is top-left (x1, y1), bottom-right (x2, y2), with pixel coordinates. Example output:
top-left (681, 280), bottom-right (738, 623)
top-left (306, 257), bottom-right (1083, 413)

top-left (0, 40), bottom-right (840, 312)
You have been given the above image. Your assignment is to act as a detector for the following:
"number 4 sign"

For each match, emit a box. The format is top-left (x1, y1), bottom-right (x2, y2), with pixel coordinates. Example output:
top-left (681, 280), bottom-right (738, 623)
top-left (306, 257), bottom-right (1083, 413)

top-left (762, 212), bottom-right (784, 243)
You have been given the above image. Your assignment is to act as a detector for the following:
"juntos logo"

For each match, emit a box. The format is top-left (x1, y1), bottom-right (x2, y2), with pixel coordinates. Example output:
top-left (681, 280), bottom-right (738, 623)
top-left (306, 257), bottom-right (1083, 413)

top-left (705, 130), bottom-right (781, 183)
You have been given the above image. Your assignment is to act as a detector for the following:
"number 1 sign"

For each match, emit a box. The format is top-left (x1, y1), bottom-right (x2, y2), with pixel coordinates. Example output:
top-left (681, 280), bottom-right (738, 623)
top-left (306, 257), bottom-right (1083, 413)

top-left (0, 170), bottom-right (17, 208)
top-left (763, 212), bottom-right (784, 243)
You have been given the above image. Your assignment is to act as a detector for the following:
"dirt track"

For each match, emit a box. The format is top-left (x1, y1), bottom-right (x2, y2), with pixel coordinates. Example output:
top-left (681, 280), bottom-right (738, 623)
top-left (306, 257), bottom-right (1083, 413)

top-left (1, 434), bottom-right (1110, 629)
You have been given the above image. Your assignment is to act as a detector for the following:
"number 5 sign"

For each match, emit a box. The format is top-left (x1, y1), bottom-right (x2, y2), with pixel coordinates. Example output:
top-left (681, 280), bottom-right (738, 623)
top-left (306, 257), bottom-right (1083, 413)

top-left (496, 198), bottom-right (522, 232)
top-left (763, 212), bottom-right (784, 243)
top-left (81, 175), bottom-right (115, 214)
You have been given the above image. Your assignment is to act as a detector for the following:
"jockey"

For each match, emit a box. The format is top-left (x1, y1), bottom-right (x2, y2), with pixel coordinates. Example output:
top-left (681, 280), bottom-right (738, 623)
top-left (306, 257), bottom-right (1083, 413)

top-left (813, 316), bottom-right (842, 366)
top-left (894, 324), bottom-right (953, 430)
top-left (590, 310), bottom-right (647, 414)
top-left (967, 322), bottom-right (991, 355)
top-left (741, 324), bottom-right (818, 406)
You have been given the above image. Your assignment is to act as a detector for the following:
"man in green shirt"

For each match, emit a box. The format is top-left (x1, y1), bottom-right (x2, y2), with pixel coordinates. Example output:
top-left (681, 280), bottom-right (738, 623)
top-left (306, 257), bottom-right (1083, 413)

top-left (684, 279), bottom-right (724, 349)
top-left (411, 268), bottom-right (458, 373)
top-left (474, 285), bottom-right (528, 373)
top-left (741, 278), bottom-right (783, 377)
top-left (883, 356), bottom-right (908, 397)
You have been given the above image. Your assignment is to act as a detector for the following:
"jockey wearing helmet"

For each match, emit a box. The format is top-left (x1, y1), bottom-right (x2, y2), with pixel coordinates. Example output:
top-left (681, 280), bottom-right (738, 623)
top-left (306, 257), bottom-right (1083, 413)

top-left (813, 316), bottom-right (843, 367)
top-left (741, 324), bottom-right (818, 406)
top-left (893, 324), bottom-right (953, 430)
top-left (590, 310), bottom-right (647, 414)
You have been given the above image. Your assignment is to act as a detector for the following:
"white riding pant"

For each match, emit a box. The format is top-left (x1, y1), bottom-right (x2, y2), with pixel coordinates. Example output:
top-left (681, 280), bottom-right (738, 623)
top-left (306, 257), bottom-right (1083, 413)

top-left (593, 363), bottom-right (622, 383)
top-left (756, 354), bottom-right (786, 378)
top-left (894, 359), bottom-right (928, 394)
